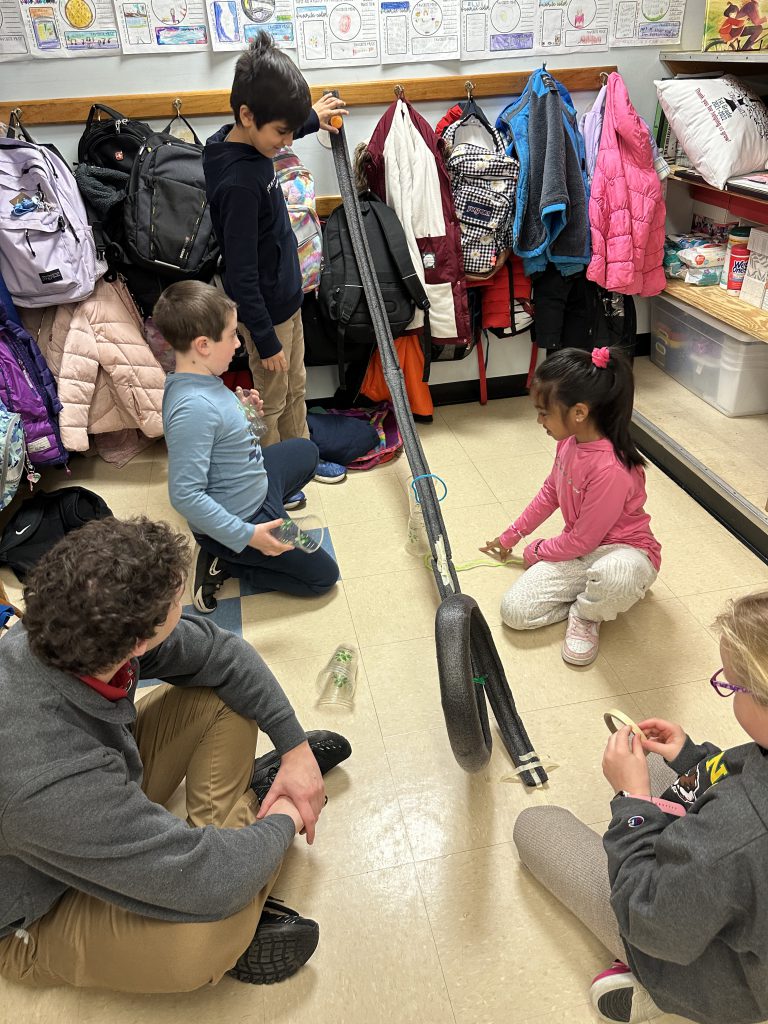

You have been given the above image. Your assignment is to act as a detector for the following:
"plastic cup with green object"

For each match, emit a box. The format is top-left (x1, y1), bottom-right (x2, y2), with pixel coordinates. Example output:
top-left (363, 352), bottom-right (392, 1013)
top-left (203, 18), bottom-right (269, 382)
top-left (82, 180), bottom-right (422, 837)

top-left (316, 643), bottom-right (359, 707)
top-left (270, 515), bottom-right (324, 553)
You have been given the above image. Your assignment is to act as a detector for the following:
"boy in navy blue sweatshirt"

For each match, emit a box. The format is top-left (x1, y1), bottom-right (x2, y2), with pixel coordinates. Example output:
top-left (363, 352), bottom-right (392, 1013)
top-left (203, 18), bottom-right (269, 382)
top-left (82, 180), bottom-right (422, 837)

top-left (203, 32), bottom-right (347, 487)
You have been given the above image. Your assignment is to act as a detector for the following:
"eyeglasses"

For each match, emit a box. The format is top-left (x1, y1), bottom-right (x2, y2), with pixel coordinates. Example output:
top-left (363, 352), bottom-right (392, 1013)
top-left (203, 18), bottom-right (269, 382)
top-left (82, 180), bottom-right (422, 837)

top-left (710, 667), bottom-right (751, 698)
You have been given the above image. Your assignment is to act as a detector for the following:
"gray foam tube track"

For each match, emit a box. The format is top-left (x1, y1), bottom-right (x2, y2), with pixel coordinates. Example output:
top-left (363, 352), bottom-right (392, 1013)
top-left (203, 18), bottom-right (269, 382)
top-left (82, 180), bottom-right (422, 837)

top-left (329, 126), bottom-right (546, 787)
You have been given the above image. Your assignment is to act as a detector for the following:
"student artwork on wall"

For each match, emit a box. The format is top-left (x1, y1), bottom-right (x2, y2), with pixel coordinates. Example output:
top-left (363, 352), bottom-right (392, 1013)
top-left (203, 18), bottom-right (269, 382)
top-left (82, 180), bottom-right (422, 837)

top-left (205, 0), bottom-right (295, 50)
top-left (702, 0), bottom-right (766, 52)
top-left (14, 0), bottom-right (121, 55)
top-left (295, 0), bottom-right (380, 67)
top-left (380, 0), bottom-right (460, 63)
top-left (0, 0), bottom-right (29, 54)
top-left (534, 0), bottom-right (611, 52)
top-left (610, 0), bottom-right (686, 46)
top-left (459, 0), bottom-right (535, 60)
top-left (112, 0), bottom-right (208, 51)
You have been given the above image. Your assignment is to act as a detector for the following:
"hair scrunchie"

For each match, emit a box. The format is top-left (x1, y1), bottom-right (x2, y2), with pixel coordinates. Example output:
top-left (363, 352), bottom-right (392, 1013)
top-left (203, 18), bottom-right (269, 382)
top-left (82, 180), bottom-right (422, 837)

top-left (591, 347), bottom-right (611, 369)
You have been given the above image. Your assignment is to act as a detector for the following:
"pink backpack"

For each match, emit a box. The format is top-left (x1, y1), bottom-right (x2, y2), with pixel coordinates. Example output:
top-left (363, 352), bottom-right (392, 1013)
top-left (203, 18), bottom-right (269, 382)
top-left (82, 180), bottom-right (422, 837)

top-left (273, 149), bottom-right (322, 294)
top-left (327, 404), bottom-right (402, 470)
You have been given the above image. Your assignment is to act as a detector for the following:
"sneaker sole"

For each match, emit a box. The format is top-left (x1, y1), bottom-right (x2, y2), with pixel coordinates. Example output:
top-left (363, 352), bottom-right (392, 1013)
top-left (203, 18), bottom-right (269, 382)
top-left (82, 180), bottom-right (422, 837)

top-left (561, 647), bottom-right (599, 667)
top-left (314, 474), bottom-right (346, 485)
top-left (228, 919), bottom-right (319, 985)
top-left (284, 500), bottom-right (307, 511)
top-left (192, 586), bottom-right (217, 614)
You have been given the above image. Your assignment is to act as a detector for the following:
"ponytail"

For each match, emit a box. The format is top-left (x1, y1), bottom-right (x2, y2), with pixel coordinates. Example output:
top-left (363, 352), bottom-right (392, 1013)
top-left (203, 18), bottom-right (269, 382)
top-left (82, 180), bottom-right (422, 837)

top-left (532, 347), bottom-right (645, 469)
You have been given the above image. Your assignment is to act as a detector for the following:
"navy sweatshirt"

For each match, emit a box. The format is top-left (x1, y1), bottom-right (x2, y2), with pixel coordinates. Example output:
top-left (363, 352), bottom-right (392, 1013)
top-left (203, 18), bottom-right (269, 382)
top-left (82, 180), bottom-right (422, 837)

top-left (203, 113), bottom-right (319, 359)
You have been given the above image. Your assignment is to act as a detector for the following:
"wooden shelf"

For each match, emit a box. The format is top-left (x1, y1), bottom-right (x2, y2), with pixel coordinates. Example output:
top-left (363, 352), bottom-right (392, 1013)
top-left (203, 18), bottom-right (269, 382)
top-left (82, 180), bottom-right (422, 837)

top-left (660, 49), bottom-right (768, 76)
top-left (664, 278), bottom-right (768, 343)
top-left (667, 168), bottom-right (768, 209)
top-left (0, 65), bottom-right (615, 128)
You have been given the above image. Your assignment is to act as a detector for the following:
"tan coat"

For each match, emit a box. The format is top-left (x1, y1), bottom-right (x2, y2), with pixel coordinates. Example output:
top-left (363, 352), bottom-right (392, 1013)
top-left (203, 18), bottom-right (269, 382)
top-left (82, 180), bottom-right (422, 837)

top-left (21, 278), bottom-right (165, 453)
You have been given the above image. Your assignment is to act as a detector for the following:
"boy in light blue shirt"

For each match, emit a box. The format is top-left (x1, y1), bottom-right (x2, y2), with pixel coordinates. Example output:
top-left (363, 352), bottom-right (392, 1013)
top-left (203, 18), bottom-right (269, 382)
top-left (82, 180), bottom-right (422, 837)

top-left (156, 281), bottom-right (339, 612)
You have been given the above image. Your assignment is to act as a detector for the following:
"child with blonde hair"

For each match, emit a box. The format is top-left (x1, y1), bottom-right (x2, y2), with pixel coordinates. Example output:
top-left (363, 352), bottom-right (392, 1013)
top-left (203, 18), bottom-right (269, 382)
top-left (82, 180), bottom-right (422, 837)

top-left (514, 590), bottom-right (768, 1023)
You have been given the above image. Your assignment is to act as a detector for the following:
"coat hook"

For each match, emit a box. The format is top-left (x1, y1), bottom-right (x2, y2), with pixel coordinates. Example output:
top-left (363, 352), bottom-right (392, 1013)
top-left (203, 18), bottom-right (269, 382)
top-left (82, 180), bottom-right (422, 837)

top-left (464, 80), bottom-right (475, 100)
top-left (173, 97), bottom-right (182, 114)
top-left (394, 84), bottom-right (405, 100)
top-left (599, 71), bottom-right (609, 86)
top-left (10, 107), bottom-right (22, 121)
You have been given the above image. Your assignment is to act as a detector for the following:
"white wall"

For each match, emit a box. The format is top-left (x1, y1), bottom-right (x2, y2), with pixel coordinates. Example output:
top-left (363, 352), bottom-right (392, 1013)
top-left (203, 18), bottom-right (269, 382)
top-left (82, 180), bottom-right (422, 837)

top-left (2, 0), bottom-right (706, 395)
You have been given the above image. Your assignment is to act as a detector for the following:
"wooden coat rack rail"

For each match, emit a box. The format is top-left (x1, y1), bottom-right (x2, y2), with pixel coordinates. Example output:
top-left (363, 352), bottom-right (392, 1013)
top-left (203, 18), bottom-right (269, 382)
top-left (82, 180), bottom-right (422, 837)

top-left (0, 66), bottom-right (615, 129)
top-left (1, 66), bottom-right (614, 218)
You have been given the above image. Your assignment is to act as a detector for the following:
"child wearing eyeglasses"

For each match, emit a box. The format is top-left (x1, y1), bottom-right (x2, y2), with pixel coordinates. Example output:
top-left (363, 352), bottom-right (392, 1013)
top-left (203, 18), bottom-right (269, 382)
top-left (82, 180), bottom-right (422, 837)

top-left (513, 590), bottom-right (768, 1024)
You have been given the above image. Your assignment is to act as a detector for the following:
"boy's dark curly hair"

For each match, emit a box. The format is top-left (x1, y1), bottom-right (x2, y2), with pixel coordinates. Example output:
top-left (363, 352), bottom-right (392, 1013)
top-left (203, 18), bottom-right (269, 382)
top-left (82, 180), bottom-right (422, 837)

top-left (23, 517), bottom-right (190, 676)
top-left (230, 31), bottom-right (312, 130)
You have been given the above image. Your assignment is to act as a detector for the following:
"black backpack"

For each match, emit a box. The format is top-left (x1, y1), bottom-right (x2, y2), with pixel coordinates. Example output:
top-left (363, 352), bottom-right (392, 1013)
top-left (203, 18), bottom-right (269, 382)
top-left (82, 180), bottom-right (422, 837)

top-left (318, 192), bottom-right (431, 386)
top-left (0, 486), bottom-right (113, 581)
top-left (123, 120), bottom-right (219, 281)
top-left (78, 104), bottom-right (154, 174)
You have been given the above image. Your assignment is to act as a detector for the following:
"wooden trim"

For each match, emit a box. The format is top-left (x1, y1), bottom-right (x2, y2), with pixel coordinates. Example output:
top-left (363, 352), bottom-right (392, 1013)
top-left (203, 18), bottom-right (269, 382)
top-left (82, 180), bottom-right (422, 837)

top-left (1, 66), bottom-right (615, 128)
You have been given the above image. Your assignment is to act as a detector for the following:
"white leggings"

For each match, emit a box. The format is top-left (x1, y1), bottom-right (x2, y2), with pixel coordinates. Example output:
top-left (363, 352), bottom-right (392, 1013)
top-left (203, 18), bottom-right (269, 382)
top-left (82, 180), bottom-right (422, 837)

top-left (500, 544), bottom-right (657, 630)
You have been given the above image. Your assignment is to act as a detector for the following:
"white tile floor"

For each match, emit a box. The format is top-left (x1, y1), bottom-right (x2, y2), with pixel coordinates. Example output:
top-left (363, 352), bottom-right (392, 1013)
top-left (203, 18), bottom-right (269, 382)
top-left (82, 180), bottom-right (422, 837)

top-left (3, 394), bottom-right (768, 1024)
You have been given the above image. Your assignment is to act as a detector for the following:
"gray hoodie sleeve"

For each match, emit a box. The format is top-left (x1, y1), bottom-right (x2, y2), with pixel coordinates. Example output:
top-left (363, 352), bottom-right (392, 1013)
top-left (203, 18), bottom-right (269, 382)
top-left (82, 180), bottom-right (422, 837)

top-left (604, 795), bottom-right (740, 964)
top-left (138, 614), bottom-right (306, 756)
top-left (2, 750), bottom-right (295, 922)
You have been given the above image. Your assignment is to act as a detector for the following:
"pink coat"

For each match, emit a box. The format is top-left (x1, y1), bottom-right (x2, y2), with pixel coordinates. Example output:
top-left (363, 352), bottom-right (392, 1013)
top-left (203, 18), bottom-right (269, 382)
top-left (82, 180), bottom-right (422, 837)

top-left (587, 73), bottom-right (666, 297)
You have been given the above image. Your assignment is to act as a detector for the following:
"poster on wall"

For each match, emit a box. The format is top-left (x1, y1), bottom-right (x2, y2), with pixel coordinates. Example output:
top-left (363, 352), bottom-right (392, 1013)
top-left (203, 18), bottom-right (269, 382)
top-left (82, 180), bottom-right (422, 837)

top-left (0, 0), bottom-right (29, 56)
top-left (15, 0), bottom-right (121, 56)
top-left (534, 0), bottom-right (610, 52)
top-left (113, 0), bottom-right (208, 52)
top-left (459, 0), bottom-right (534, 60)
top-left (380, 0), bottom-right (460, 64)
top-left (295, 0), bottom-right (379, 67)
top-left (610, 0), bottom-right (686, 46)
top-left (205, 0), bottom-right (295, 51)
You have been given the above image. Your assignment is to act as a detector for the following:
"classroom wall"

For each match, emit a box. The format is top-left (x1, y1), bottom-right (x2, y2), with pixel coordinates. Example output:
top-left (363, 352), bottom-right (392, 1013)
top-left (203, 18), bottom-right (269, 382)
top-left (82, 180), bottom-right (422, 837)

top-left (1, 0), bottom-right (706, 396)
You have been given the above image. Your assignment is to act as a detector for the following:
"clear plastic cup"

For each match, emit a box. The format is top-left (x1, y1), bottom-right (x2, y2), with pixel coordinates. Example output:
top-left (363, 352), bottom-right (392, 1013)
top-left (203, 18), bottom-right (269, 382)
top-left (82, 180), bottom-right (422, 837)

top-left (270, 515), bottom-right (324, 553)
top-left (316, 644), bottom-right (358, 707)
top-left (235, 387), bottom-right (268, 441)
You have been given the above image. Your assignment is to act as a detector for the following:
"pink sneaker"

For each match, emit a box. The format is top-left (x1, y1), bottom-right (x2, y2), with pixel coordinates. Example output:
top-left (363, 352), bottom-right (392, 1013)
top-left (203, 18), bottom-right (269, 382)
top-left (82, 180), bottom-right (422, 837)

top-left (590, 960), bottom-right (662, 1022)
top-left (562, 610), bottom-right (600, 666)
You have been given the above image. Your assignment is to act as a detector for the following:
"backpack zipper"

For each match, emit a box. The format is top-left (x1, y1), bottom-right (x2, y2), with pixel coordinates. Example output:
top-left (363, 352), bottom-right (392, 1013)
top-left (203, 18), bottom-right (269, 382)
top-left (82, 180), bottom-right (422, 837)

top-left (24, 231), bottom-right (36, 257)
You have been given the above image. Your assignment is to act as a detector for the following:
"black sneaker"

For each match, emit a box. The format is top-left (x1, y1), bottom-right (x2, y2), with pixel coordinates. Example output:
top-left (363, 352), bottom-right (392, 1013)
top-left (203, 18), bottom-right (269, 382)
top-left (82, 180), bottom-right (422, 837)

top-left (228, 898), bottom-right (319, 985)
top-left (251, 730), bottom-right (352, 802)
top-left (192, 549), bottom-right (230, 614)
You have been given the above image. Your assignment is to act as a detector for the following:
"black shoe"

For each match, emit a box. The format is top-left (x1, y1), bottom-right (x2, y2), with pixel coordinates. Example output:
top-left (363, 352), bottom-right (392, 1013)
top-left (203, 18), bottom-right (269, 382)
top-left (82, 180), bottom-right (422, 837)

top-left (192, 549), bottom-right (230, 614)
top-left (228, 898), bottom-right (319, 985)
top-left (251, 730), bottom-right (352, 802)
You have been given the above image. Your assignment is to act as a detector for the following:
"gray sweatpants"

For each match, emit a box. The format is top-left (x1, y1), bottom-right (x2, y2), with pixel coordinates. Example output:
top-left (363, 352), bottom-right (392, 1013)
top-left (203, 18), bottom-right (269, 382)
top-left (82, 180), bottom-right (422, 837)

top-left (500, 544), bottom-right (657, 630)
top-left (513, 755), bottom-right (677, 959)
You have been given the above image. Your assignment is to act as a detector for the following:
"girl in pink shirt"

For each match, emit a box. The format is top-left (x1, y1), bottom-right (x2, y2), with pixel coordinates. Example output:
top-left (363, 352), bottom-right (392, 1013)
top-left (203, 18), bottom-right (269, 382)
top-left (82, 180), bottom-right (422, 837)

top-left (482, 346), bottom-right (661, 666)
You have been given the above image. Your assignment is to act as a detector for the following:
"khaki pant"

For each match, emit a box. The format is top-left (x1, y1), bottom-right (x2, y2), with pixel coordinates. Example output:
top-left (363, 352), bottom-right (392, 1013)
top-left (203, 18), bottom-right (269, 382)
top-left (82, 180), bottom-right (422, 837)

top-left (0, 686), bottom-right (279, 993)
top-left (242, 311), bottom-right (310, 447)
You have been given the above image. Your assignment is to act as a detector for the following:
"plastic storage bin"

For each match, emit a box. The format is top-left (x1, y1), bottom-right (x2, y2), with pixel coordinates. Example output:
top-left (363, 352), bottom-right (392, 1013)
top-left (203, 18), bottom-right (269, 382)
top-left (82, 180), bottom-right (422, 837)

top-left (650, 293), bottom-right (768, 417)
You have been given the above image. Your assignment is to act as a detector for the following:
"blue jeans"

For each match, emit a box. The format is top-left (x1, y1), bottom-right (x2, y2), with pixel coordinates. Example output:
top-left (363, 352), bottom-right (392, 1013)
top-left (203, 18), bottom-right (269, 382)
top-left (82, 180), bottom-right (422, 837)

top-left (196, 438), bottom-right (339, 597)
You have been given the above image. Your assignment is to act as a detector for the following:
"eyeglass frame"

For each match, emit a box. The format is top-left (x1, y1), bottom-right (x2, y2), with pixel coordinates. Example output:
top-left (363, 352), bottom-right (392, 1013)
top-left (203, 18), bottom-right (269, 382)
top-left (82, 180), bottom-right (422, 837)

top-left (710, 667), bottom-right (751, 698)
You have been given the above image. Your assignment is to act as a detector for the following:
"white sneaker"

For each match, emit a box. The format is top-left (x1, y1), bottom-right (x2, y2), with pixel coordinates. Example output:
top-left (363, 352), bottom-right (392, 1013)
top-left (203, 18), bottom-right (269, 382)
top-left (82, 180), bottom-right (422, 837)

top-left (562, 610), bottom-right (600, 666)
top-left (590, 960), bottom-right (663, 1022)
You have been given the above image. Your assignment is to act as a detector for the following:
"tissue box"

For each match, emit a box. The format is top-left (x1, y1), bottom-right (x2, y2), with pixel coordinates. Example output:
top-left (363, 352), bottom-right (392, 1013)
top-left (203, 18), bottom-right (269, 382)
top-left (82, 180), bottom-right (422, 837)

top-left (740, 229), bottom-right (768, 309)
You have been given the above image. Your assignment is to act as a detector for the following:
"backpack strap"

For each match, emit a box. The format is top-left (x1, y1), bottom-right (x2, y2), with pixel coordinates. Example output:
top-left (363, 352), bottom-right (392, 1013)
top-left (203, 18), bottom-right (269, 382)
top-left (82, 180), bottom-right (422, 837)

top-left (333, 209), bottom-right (364, 388)
top-left (365, 196), bottom-right (432, 382)
top-left (84, 104), bottom-right (129, 130)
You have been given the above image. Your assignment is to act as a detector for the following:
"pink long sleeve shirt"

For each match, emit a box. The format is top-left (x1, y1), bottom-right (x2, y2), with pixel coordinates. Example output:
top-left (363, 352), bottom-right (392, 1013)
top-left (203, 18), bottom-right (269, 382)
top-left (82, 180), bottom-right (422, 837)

top-left (499, 436), bottom-right (661, 570)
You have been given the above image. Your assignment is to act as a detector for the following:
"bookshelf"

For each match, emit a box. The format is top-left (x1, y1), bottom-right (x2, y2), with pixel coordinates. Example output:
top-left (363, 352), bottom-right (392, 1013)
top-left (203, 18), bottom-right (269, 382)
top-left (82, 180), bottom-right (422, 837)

top-left (660, 50), bottom-right (768, 76)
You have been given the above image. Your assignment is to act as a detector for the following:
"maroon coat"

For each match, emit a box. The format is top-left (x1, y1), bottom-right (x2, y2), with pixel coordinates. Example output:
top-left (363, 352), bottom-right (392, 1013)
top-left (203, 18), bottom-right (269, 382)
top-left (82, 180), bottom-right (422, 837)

top-left (365, 99), bottom-right (471, 347)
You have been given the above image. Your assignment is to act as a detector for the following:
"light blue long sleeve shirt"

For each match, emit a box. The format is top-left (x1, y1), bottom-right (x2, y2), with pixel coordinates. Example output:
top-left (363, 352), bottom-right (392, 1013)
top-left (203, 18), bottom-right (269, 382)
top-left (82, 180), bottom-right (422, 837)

top-left (163, 374), bottom-right (268, 553)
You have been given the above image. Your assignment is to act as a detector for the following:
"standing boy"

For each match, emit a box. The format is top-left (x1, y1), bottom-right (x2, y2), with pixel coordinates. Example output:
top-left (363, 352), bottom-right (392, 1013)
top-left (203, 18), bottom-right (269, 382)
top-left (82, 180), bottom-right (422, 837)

top-left (204, 32), bottom-right (348, 489)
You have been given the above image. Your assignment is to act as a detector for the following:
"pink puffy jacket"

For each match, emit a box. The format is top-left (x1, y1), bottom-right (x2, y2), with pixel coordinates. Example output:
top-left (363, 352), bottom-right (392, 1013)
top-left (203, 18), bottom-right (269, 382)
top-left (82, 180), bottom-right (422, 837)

top-left (587, 73), bottom-right (666, 297)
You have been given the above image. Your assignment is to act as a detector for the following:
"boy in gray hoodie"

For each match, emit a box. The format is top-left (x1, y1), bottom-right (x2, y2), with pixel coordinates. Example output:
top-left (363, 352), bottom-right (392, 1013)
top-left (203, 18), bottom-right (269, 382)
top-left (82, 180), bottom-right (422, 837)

top-left (0, 517), bottom-right (350, 992)
top-left (514, 589), bottom-right (768, 1024)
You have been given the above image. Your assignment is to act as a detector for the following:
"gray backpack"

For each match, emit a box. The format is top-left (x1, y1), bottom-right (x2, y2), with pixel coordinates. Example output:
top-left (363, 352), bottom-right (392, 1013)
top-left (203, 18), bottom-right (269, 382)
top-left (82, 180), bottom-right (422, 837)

top-left (0, 132), bottom-right (104, 308)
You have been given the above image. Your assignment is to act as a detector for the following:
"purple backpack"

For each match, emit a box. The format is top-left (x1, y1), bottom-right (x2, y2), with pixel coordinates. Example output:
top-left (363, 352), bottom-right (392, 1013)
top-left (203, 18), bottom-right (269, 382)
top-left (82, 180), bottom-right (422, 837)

top-left (0, 304), bottom-right (67, 468)
top-left (326, 403), bottom-right (403, 470)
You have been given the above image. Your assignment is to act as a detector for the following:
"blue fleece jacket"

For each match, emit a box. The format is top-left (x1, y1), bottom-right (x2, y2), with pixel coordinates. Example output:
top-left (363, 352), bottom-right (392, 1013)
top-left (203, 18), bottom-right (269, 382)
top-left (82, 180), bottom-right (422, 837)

top-left (163, 373), bottom-right (268, 553)
top-left (203, 113), bottom-right (319, 359)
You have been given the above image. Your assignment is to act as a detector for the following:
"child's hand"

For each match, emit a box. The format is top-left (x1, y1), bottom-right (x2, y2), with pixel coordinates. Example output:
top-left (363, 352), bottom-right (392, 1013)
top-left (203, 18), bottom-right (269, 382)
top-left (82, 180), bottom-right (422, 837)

top-left (235, 386), bottom-right (264, 417)
top-left (314, 93), bottom-right (349, 133)
top-left (602, 725), bottom-right (651, 796)
top-left (262, 352), bottom-right (288, 373)
top-left (480, 537), bottom-right (514, 562)
top-left (638, 718), bottom-right (687, 762)
top-left (249, 520), bottom-right (294, 556)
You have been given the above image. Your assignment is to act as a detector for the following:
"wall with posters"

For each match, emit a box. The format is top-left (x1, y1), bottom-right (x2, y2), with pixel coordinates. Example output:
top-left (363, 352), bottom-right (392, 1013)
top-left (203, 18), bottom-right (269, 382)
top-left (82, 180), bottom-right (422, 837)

top-left (0, 0), bottom-right (705, 390)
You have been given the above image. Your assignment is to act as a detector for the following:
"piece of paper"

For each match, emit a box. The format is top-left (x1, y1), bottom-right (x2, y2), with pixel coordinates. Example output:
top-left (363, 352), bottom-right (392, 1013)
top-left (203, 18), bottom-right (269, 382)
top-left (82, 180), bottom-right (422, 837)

top-left (534, 0), bottom-right (610, 52)
top-left (15, 0), bottom-right (121, 57)
top-left (0, 0), bottom-right (29, 56)
top-left (380, 0), bottom-right (460, 64)
top-left (459, 0), bottom-right (534, 59)
top-left (609, 0), bottom-right (686, 46)
top-left (113, 0), bottom-right (209, 53)
top-left (295, 0), bottom-right (379, 68)
top-left (205, 0), bottom-right (295, 51)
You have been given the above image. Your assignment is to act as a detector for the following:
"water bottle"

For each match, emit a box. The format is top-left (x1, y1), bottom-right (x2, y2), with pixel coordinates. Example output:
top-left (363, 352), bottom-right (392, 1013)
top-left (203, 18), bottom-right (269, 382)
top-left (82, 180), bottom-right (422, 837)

top-left (235, 386), bottom-right (268, 441)
top-left (270, 515), bottom-right (324, 553)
